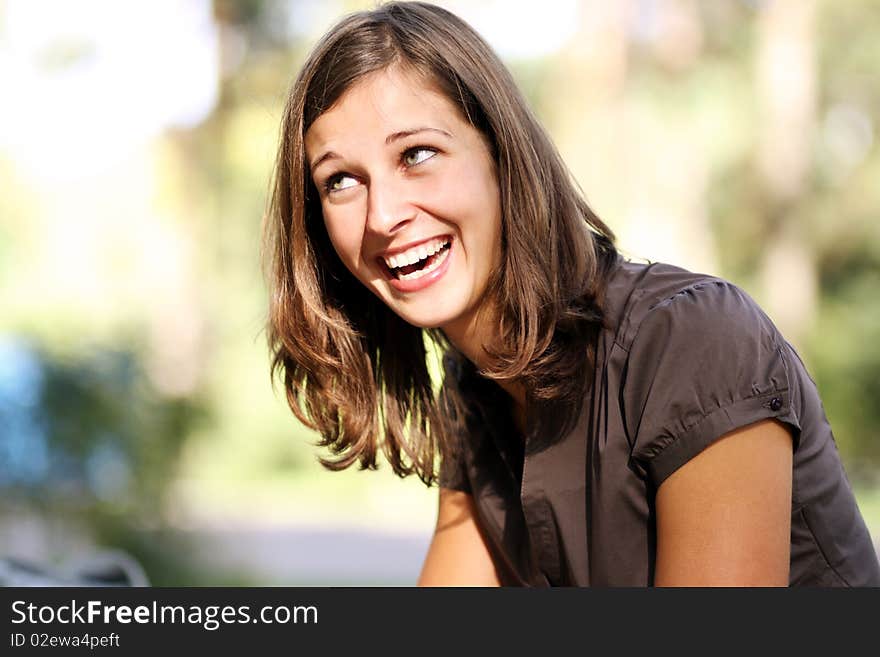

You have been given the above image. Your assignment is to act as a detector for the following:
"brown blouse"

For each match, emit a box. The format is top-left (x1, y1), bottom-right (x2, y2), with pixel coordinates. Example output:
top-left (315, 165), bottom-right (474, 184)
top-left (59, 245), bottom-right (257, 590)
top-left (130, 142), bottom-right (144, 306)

top-left (439, 258), bottom-right (880, 586)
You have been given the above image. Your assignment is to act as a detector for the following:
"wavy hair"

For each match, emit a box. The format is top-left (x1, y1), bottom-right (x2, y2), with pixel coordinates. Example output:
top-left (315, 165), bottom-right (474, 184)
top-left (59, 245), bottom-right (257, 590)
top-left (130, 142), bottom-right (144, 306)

top-left (263, 1), bottom-right (618, 484)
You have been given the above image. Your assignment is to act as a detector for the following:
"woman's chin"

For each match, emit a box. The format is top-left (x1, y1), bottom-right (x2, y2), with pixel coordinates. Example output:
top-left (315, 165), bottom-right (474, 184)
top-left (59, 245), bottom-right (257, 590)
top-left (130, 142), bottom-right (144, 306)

top-left (389, 304), bottom-right (461, 331)
top-left (394, 312), bottom-right (450, 330)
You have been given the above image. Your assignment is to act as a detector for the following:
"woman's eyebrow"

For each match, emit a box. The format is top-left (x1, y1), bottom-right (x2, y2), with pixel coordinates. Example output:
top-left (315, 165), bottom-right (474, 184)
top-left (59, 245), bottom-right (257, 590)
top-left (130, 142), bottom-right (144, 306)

top-left (310, 127), bottom-right (453, 171)
top-left (385, 126), bottom-right (452, 145)
top-left (310, 150), bottom-right (340, 171)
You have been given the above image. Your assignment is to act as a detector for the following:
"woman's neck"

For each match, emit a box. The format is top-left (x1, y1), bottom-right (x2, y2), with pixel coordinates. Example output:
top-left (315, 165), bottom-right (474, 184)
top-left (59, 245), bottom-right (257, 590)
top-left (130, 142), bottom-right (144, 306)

top-left (441, 311), bottom-right (528, 435)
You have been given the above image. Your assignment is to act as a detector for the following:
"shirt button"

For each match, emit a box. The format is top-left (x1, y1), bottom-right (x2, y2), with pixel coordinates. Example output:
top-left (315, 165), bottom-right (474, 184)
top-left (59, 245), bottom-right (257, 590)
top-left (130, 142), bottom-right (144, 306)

top-left (769, 397), bottom-right (783, 411)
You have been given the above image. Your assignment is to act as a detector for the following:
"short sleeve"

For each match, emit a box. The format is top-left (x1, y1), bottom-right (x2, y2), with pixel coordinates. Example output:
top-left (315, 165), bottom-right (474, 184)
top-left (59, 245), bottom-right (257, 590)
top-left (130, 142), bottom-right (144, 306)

top-left (438, 444), bottom-right (471, 492)
top-left (436, 352), bottom-right (472, 493)
top-left (622, 280), bottom-right (802, 487)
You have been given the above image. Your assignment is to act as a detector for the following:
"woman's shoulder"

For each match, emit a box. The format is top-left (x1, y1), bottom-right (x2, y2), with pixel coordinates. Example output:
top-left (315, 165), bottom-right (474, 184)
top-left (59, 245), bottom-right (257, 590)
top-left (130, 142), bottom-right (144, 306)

top-left (604, 257), bottom-right (779, 352)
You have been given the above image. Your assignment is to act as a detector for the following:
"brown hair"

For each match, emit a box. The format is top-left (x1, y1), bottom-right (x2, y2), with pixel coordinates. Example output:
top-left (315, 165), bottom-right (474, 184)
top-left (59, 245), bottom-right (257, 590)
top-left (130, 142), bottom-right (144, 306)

top-left (263, 1), bottom-right (618, 484)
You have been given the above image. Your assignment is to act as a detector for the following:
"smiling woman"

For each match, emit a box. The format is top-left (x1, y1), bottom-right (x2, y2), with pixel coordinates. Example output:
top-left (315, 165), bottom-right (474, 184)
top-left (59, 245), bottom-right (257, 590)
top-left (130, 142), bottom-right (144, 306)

top-left (262, 1), bottom-right (880, 587)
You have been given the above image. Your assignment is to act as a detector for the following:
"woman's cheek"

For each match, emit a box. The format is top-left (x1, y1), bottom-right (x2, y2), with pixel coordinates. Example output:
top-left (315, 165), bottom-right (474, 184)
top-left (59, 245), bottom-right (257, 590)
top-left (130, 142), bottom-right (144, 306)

top-left (323, 210), bottom-right (361, 269)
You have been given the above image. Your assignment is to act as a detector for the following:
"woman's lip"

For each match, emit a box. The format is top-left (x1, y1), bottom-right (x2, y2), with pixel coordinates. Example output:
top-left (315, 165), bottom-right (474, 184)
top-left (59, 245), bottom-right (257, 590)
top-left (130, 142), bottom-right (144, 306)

top-left (386, 239), bottom-right (454, 293)
top-left (379, 234), bottom-right (454, 260)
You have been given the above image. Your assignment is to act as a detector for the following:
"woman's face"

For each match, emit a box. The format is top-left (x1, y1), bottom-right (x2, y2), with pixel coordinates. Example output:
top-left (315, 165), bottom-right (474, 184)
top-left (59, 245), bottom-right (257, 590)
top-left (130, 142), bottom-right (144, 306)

top-left (304, 66), bottom-right (503, 337)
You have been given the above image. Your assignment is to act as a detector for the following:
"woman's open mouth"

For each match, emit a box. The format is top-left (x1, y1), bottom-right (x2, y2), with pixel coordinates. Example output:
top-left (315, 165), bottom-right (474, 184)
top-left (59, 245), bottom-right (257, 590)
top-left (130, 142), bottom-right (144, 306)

top-left (381, 236), bottom-right (454, 292)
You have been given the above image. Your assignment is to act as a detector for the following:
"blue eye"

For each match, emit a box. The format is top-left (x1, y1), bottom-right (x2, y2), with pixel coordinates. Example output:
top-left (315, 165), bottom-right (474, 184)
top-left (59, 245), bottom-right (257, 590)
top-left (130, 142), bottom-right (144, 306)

top-left (403, 147), bottom-right (436, 167)
top-left (325, 174), bottom-right (358, 193)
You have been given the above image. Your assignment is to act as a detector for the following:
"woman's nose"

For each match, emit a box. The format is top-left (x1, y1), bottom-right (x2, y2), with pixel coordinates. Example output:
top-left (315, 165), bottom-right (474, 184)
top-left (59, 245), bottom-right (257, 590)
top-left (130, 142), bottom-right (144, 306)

top-left (365, 176), bottom-right (415, 236)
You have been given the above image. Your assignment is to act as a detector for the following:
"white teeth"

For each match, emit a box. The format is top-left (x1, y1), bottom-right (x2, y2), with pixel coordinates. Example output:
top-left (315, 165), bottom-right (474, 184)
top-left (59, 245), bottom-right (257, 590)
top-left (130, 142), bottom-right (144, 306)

top-left (383, 238), bottom-right (449, 269)
top-left (397, 242), bottom-right (451, 281)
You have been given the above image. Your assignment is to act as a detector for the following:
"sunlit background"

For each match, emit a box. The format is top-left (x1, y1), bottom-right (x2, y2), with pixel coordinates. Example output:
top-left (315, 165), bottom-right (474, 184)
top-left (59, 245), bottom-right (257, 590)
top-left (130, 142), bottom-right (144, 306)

top-left (1, 0), bottom-right (878, 585)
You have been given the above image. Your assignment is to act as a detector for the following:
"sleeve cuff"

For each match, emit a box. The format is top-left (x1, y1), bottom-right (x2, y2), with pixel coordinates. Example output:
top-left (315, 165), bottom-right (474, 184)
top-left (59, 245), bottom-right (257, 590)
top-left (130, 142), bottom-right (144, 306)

top-left (646, 389), bottom-right (801, 487)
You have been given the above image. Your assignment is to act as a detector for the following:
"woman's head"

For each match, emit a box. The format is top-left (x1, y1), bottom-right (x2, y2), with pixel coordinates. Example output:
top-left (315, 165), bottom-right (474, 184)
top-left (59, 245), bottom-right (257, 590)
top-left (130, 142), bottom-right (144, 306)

top-left (265, 1), bottom-right (617, 481)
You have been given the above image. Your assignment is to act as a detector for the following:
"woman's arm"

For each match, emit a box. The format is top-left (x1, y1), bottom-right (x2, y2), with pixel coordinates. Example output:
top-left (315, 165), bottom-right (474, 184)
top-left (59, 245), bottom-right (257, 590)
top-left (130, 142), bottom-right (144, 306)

top-left (417, 487), bottom-right (502, 586)
top-left (654, 418), bottom-right (794, 586)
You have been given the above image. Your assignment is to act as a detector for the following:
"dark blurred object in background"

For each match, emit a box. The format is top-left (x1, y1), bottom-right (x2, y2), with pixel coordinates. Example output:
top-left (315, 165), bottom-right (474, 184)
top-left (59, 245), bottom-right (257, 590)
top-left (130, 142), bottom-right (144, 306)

top-left (0, 550), bottom-right (149, 587)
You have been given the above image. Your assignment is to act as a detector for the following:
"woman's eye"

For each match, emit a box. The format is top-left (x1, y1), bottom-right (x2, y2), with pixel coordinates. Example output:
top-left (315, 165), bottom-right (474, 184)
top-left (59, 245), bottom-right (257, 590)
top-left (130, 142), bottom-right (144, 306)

top-left (403, 147), bottom-right (436, 167)
top-left (325, 174), bottom-right (358, 193)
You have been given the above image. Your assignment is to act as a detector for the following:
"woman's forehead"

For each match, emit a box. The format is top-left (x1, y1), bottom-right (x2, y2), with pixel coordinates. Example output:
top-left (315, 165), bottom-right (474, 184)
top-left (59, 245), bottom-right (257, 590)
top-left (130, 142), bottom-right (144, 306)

top-left (304, 67), bottom-right (463, 153)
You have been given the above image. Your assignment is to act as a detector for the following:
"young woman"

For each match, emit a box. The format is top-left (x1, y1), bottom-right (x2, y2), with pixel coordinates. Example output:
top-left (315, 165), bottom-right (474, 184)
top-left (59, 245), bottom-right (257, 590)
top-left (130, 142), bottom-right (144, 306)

top-left (263, 1), bottom-right (880, 586)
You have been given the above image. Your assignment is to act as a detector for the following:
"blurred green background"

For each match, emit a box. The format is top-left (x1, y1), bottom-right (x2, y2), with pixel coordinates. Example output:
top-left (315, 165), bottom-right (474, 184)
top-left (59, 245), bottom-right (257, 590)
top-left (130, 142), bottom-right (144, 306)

top-left (1, 0), bottom-right (878, 585)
